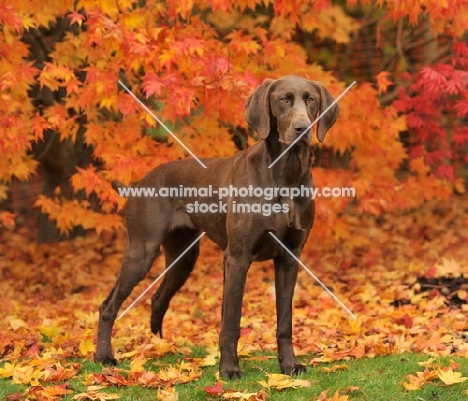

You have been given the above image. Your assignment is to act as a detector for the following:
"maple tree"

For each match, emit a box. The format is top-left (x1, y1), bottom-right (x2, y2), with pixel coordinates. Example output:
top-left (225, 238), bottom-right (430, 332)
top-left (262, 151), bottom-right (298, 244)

top-left (0, 0), bottom-right (465, 241)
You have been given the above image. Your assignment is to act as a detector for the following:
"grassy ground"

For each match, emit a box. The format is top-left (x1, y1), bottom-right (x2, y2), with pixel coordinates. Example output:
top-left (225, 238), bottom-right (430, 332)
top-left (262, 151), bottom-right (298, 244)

top-left (2, 351), bottom-right (468, 400)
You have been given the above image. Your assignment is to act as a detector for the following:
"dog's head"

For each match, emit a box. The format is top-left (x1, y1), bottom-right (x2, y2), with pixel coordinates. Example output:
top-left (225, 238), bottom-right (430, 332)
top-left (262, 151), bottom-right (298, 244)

top-left (245, 75), bottom-right (339, 145)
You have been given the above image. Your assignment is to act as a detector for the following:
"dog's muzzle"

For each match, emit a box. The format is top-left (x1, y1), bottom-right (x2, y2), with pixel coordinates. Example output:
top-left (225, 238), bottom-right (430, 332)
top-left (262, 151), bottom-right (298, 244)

top-left (293, 120), bottom-right (312, 143)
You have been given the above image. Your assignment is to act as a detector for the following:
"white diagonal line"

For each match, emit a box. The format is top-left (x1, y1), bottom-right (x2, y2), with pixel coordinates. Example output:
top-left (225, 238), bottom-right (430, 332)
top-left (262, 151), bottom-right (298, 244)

top-left (117, 232), bottom-right (206, 320)
top-left (269, 81), bottom-right (356, 168)
top-left (268, 232), bottom-right (357, 319)
top-left (118, 80), bottom-right (207, 168)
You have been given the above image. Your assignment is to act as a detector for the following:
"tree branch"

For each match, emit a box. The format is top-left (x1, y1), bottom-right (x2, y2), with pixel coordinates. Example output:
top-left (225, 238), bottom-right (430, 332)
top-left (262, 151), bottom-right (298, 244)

top-left (397, 19), bottom-right (413, 73)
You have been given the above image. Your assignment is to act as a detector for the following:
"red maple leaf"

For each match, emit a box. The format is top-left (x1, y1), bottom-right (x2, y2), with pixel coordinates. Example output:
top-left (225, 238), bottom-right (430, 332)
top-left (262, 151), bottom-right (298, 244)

top-left (204, 382), bottom-right (223, 396)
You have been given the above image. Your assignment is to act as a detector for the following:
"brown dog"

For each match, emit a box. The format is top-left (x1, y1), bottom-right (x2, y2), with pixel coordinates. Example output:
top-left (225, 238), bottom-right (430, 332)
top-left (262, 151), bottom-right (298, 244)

top-left (95, 75), bottom-right (339, 379)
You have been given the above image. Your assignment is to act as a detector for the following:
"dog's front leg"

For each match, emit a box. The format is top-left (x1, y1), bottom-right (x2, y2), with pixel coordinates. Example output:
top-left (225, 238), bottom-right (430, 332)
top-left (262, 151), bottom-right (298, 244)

top-left (219, 252), bottom-right (250, 379)
top-left (274, 252), bottom-right (306, 375)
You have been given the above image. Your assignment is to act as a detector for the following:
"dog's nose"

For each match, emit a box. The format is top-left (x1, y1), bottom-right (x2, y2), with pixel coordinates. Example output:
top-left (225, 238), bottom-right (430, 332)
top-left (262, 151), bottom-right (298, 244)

top-left (294, 121), bottom-right (310, 135)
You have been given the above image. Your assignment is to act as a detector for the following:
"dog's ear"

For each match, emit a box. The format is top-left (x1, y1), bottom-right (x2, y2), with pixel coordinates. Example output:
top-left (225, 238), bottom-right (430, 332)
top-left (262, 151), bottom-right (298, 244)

top-left (315, 82), bottom-right (340, 143)
top-left (245, 78), bottom-right (275, 140)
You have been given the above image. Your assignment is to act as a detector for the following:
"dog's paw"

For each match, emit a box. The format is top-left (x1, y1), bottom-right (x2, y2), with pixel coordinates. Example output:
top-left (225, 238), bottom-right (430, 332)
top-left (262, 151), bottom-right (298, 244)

top-left (95, 354), bottom-right (118, 366)
top-left (281, 361), bottom-right (306, 376)
top-left (150, 318), bottom-right (163, 338)
top-left (220, 366), bottom-right (244, 380)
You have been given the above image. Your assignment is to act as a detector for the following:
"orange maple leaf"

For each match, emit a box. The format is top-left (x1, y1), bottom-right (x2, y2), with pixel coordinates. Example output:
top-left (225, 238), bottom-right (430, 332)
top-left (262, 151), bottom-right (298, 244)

top-left (68, 11), bottom-right (85, 26)
top-left (376, 71), bottom-right (393, 94)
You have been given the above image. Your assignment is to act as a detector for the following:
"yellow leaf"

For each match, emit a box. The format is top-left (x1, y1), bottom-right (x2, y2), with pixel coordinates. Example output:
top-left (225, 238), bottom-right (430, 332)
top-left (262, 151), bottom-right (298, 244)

top-left (159, 49), bottom-right (177, 68)
top-left (99, 0), bottom-right (121, 16)
top-left (145, 111), bottom-right (157, 127)
top-left (158, 387), bottom-right (179, 401)
top-left (322, 364), bottom-right (348, 373)
top-left (223, 390), bottom-right (259, 399)
top-left (438, 369), bottom-right (468, 385)
top-left (0, 362), bottom-right (15, 378)
top-left (291, 379), bottom-right (312, 388)
top-left (118, 350), bottom-right (139, 359)
top-left (257, 373), bottom-right (310, 390)
top-left (79, 339), bottom-right (96, 356)
top-left (8, 317), bottom-right (27, 330)
top-left (123, 12), bottom-right (146, 29)
top-left (435, 257), bottom-right (463, 277)
top-left (418, 358), bottom-right (437, 368)
top-left (100, 96), bottom-right (117, 110)
top-left (22, 17), bottom-right (37, 30)
top-left (202, 352), bottom-right (218, 366)
top-left (13, 364), bottom-right (41, 386)
top-left (40, 323), bottom-right (62, 338)
top-left (257, 380), bottom-right (269, 388)
top-left (458, 289), bottom-right (468, 300)
top-left (130, 355), bottom-right (148, 373)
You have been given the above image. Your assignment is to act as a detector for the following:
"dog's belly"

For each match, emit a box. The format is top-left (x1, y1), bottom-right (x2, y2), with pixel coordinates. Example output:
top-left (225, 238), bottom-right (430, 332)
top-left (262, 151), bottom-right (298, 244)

top-left (168, 202), bottom-right (229, 249)
top-left (168, 195), bottom-right (312, 260)
top-left (169, 209), bottom-right (198, 231)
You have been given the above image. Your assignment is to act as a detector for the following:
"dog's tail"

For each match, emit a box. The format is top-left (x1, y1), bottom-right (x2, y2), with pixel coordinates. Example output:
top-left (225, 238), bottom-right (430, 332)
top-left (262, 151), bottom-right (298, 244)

top-left (111, 180), bottom-right (127, 192)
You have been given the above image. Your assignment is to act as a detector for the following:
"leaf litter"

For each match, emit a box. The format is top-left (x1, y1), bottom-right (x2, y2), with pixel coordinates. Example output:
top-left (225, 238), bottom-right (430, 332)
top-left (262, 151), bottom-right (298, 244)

top-left (1, 196), bottom-right (468, 399)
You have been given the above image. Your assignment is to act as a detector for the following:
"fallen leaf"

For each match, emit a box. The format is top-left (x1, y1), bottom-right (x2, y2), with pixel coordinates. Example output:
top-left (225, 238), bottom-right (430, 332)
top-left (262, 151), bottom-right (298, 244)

top-left (158, 387), bottom-right (179, 401)
top-left (418, 358), bottom-right (436, 367)
top-left (416, 367), bottom-right (439, 382)
top-left (223, 390), bottom-right (261, 399)
top-left (438, 369), bottom-right (468, 385)
top-left (257, 373), bottom-right (311, 390)
top-left (201, 351), bottom-right (218, 366)
top-left (79, 339), bottom-right (96, 356)
top-left (73, 390), bottom-right (120, 400)
top-left (204, 382), bottom-right (223, 396)
top-left (8, 317), bottom-right (27, 330)
top-left (344, 386), bottom-right (360, 393)
top-left (129, 355), bottom-right (148, 373)
top-left (317, 389), bottom-right (351, 400)
top-left (402, 374), bottom-right (425, 391)
top-left (0, 362), bottom-right (15, 378)
top-left (322, 364), bottom-right (348, 373)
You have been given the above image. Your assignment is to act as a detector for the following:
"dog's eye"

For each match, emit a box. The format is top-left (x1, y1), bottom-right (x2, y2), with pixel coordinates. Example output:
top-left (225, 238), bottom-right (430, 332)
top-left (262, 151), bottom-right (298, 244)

top-left (307, 97), bottom-right (315, 104)
top-left (280, 97), bottom-right (289, 103)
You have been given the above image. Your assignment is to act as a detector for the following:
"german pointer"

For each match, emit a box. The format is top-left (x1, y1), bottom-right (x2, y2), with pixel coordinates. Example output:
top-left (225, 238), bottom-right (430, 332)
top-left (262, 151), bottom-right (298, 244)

top-left (95, 75), bottom-right (340, 379)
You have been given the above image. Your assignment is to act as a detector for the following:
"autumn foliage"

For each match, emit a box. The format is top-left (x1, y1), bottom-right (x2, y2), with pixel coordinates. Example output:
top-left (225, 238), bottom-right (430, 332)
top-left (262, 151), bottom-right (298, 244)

top-left (2, 2), bottom-right (468, 399)
top-left (0, 0), bottom-right (466, 239)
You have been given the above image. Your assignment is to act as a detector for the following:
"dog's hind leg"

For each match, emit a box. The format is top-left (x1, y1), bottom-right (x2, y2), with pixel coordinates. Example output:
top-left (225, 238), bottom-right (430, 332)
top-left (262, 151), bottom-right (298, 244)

top-left (95, 237), bottom-right (161, 365)
top-left (150, 228), bottom-right (200, 337)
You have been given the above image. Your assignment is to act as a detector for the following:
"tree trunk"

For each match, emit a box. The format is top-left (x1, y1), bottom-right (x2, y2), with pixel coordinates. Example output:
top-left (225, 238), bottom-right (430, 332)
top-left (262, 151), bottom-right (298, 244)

top-left (23, 21), bottom-right (91, 243)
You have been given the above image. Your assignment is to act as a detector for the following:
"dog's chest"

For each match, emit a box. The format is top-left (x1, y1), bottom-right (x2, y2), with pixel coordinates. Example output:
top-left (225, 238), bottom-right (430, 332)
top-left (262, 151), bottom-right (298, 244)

top-left (281, 197), bottom-right (312, 231)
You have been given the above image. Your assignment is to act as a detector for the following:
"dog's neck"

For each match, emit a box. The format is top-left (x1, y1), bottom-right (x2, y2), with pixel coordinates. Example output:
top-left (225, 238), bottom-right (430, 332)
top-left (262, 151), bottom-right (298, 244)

top-left (265, 134), bottom-right (312, 188)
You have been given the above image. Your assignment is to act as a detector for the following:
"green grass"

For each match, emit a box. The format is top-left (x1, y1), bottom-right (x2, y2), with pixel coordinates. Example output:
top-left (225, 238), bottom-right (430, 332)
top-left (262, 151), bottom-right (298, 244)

top-left (2, 352), bottom-right (468, 400)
